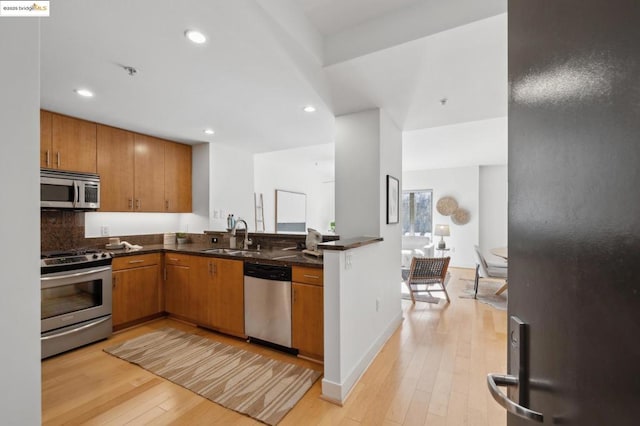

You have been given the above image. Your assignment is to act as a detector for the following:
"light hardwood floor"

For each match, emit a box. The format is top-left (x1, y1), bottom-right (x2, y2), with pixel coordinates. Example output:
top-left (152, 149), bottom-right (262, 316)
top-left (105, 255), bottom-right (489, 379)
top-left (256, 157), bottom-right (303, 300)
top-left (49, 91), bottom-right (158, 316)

top-left (42, 267), bottom-right (507, 425)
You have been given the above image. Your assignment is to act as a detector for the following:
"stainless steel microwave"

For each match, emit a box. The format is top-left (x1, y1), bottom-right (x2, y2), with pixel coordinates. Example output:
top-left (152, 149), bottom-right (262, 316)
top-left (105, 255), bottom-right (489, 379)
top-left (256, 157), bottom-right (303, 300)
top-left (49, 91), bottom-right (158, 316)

top-left (41, 169), bottom-right (100, 210)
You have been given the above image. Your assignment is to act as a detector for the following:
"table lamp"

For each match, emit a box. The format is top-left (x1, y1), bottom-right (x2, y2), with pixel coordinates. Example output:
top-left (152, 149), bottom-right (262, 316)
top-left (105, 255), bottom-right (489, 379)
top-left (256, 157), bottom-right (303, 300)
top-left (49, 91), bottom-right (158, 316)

top-left (434, 224), bottom-right (450, 249)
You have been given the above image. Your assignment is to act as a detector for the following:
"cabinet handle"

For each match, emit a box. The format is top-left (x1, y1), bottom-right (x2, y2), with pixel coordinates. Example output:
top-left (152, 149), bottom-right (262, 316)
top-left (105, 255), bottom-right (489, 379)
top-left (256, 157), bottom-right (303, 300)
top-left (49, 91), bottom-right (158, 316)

top-left (128, 199), bottom-right (133, 209)
top-left (304, 274), bottom-right (320, 279)
top-left (45, 150), bottom-right (50, 167)
top-left (211, 263), bottom-right (216, 276)
top-left (56, 152), bottom-right (60, 168)
top-left (208, 262), bottom-right (212, 275)
top-left (113, 275), bottom-right (116, 288)
top-left (128, 259), bottom-right (145, 264)
top-left (165, 200), bottom-right (169, 210)
top-left (135, 199), bottom-right (140, 209)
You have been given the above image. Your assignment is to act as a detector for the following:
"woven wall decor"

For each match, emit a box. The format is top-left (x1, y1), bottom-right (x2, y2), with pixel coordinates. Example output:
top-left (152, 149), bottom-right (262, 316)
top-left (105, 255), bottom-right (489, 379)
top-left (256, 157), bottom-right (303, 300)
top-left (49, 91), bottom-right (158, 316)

top-left (436, 196), bottom-right (458, 216)
top-left (451, 208), bottom-right (471, 225)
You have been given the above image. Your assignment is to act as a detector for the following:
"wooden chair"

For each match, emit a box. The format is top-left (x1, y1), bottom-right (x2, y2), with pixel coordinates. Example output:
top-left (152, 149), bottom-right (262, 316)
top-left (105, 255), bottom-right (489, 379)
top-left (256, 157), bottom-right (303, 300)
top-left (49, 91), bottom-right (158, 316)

top-left (404, 256), bottom-right (451, 303)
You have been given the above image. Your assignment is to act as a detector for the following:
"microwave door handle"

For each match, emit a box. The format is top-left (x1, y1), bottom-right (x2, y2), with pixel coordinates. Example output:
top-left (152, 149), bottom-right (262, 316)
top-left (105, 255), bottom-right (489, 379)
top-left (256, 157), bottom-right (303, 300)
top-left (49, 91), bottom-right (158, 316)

top-left (75, 182), bottom-right (80, 206)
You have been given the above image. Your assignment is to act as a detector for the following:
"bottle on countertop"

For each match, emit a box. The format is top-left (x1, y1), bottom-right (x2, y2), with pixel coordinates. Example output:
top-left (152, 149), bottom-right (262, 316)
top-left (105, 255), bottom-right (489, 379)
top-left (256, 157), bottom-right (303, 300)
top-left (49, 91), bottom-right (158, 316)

top-left (230, 214), bottom-right (236, 229)
top-left (226, 214), bottom-right (232, 230)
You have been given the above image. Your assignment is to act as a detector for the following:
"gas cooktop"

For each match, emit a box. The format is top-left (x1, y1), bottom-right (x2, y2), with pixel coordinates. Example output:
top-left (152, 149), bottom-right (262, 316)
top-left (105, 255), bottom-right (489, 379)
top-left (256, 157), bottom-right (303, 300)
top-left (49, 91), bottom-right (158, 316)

top-left (41, 248), bottom-right (113, 273)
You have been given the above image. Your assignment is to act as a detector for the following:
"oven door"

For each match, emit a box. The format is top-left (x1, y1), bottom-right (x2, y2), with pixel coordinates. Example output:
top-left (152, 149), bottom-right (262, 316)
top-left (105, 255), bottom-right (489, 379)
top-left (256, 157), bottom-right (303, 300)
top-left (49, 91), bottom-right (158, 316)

top-left (41, 266), bottom-right (112, 333)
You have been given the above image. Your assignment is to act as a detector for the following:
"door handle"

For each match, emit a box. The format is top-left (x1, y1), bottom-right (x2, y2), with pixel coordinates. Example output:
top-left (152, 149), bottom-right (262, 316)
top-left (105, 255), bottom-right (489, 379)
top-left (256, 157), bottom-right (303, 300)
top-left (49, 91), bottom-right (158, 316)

top-left (488, 316), bottom-right (543, 423)
top-left (487, 374), bottom-right (543, 422)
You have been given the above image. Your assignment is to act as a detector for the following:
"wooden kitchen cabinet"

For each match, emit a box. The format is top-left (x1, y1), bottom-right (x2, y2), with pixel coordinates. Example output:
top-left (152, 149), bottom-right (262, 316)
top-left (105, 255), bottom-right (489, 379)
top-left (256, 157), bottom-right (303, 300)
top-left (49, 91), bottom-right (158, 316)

top-left (164, 253), bottom-right (198, 322)
top-left (210, 258), bottom-right (244, 336)
top-left (112, 254), bottom-right (163, 330)
top-left (42, 110), bottom-right (192, 213)
top-left (134, 134), bottom-right (165, 212)
top-left (191, 256), bottom-right (244, 337)
top-left (292, 266), bottom-right (324, 361)
top-left (97, 124), bottom-right (135, 211)
top-left (41, 112), bottom-right (97, 173)
top-left (164, 141), bottom-right (192, 212)
top-left (40, 110), bottom-right (52, 168)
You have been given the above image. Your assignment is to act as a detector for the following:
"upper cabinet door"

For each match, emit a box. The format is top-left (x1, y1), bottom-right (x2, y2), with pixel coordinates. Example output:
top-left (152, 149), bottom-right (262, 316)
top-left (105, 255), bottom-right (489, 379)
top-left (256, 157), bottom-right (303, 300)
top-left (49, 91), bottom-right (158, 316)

top-left (134, 134), bottom-right (165, 212)
top-left (51, 113), bottom-right (97, 173)
top-left (97, 125), bottom-right (135, 211)
top-left (164, 141), bottom-right (192, 212)
top-left (40, 110), bottom-right (53, 168)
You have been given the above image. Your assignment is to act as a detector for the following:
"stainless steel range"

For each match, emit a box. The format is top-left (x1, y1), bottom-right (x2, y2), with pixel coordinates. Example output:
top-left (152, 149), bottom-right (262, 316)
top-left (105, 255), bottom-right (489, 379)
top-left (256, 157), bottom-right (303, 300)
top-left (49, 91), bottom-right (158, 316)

top-left (40, 248), bottom-right (113, 359)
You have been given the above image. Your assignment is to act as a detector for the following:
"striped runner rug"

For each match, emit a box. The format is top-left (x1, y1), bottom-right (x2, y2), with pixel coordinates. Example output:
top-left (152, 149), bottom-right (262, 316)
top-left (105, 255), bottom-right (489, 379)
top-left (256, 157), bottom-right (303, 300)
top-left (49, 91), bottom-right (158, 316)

top-left (104, 327), bottom-right (322, 425)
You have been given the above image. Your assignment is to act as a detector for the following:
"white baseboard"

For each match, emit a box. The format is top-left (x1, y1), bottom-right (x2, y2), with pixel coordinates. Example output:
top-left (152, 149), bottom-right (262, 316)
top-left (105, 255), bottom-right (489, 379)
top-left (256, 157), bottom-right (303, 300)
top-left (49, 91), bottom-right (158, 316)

top-left (321, 310), bottom-right (403, 404)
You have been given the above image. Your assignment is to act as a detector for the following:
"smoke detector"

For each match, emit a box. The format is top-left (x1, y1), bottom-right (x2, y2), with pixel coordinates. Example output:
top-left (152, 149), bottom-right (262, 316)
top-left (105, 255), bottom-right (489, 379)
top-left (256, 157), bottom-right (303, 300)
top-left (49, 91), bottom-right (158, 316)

top-left (123, 66), bottom-right (138, 77)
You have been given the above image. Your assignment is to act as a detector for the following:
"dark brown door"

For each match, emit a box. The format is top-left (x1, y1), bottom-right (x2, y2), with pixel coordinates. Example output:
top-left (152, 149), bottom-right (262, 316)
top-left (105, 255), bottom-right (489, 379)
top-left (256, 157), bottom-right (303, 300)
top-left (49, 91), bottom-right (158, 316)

top-left (502, 1), bottom-right (640, 425)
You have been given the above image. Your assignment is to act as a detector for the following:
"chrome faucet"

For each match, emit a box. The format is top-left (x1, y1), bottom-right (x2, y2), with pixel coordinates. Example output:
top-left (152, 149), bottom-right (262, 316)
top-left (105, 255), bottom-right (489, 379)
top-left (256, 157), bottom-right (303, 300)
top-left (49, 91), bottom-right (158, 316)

top-left (231, 219), bottom-right (252, 249)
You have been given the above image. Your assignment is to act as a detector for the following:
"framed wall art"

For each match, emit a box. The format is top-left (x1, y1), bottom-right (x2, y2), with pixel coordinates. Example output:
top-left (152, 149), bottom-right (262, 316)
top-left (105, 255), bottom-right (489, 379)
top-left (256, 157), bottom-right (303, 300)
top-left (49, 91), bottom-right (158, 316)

top-left (386, 175), bottom-right (399, 224)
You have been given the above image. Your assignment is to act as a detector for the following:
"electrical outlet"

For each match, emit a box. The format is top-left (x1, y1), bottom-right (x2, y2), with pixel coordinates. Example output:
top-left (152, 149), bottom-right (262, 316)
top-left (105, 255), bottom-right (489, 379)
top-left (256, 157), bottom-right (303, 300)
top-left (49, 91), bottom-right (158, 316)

top-left (100, 225), bottom-right (109, 237)
top-left (345, 253), bottom-right (353, 270)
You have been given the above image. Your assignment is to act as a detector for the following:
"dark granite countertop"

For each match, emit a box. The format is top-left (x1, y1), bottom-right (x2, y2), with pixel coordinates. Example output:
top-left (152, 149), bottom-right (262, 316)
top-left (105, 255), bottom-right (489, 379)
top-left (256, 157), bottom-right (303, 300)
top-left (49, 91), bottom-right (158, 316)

top-left (109, 243), bottom-right (323, 268)
top-left (318, 236), bottom-right (384, 251)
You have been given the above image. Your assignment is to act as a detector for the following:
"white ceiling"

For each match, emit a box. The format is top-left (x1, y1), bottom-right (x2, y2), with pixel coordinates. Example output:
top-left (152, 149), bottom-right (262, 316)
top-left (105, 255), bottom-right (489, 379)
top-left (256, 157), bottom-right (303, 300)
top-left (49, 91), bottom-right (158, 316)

top-left (295, 0), bottom-right (423, 35)
top-left (40, 0), bottom-right (507, 161)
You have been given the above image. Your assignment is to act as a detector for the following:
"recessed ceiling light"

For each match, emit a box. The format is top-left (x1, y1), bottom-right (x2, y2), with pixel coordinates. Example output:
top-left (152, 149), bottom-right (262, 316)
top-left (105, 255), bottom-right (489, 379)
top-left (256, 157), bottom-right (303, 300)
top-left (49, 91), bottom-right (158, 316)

top-left (185, 29), bottom-right (206, 44)
top-left (74, 88), bottom-right (94, 98)
top-left (203, 129), bottom-right (215, 135)
top-left (303, 105), bottom-right (316, 113)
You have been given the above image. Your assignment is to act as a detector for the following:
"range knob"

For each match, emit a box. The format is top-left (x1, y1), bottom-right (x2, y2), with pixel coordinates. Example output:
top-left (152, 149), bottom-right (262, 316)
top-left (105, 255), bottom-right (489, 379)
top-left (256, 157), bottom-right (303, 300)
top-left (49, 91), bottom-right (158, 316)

top-left (101, 253), bottom-right (108, 258)
top-left (92, 254), bottom-right (98, 259)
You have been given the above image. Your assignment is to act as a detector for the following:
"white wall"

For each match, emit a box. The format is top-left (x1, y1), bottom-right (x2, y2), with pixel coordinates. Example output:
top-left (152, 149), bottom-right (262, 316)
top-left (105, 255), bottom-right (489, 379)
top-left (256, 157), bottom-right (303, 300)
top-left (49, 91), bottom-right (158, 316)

top-left (335, 109), bottom-right (381, 238)
top-left (209, 143), bottom-right (255, 231)
top-left (323, 109), bottom-right (403, 403)
top-left (0, 19), bottom-right (41, 425)
top-left (403, 116), bottom-right (507, 171)
top-left (85, 212), bottom-right (183, 237)
top-left (254, 143), bottom-right (334, 233)
top-left (403, 166), bottom-right (480, 268)
top-left (184, 143), bottom-right (212, 233)
top-left (479, 165), bottom-right (507, 259)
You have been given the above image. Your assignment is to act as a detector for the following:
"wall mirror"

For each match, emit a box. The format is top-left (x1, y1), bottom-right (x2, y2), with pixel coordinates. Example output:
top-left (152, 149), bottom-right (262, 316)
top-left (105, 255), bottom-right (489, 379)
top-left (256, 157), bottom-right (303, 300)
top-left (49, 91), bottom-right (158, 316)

top-left (275, 189), bottom-right (306, 233)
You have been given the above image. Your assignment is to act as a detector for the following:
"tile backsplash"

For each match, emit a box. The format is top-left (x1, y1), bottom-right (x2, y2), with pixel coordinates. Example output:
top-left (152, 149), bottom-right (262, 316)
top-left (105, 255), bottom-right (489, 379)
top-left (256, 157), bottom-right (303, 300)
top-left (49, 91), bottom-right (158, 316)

top-left (41, 210), bottom-right (163, 251)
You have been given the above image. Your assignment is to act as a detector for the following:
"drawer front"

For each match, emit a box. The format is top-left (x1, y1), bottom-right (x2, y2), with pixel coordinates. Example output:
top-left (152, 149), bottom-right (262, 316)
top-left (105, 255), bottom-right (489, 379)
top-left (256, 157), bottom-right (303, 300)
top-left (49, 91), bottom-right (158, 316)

top-left (164, 252), bottom-right (192, 266)
top-left (113, 253), bottom-right (161, 271)
top-left (292, 266), bottom-right (323, 286)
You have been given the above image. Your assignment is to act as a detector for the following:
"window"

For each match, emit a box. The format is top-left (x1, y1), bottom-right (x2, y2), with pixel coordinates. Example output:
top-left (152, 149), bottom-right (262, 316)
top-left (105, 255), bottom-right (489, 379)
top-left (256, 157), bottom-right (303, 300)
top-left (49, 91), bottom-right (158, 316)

top-left (402, 189), bottom-right (433, 236)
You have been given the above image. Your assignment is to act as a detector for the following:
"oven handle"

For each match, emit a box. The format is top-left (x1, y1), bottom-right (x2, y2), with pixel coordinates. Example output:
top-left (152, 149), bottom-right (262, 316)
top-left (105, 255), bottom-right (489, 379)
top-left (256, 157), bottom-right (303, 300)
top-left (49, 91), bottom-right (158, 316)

top-left (41, 316), bottom-right (111, 341)
top-left (41, 266), bottom-right (112, 281)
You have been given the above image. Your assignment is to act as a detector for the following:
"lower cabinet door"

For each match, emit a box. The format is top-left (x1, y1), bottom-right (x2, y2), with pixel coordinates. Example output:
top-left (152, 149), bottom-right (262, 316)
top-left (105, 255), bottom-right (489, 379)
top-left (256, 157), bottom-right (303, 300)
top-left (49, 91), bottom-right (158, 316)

top-left (210, 258), bottom-right (244, 336)
top-left (292, 282), bottom-right (324, 360)
top-left (112, 265), bottom-right (161, 328)
top-left (165, 264), bottom-right (191, 319)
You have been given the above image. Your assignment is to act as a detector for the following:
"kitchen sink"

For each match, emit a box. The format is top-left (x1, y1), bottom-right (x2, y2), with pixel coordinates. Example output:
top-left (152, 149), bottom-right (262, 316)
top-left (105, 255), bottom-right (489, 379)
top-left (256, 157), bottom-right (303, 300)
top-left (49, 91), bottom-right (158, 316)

top-left (201, 248), bottom-right (258, 256)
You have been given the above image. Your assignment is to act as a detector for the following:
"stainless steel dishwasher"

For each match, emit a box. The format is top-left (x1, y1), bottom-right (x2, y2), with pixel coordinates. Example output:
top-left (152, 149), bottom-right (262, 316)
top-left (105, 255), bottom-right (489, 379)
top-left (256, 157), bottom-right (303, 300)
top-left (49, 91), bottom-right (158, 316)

top-left (244, 263), bottom-right (293, 350)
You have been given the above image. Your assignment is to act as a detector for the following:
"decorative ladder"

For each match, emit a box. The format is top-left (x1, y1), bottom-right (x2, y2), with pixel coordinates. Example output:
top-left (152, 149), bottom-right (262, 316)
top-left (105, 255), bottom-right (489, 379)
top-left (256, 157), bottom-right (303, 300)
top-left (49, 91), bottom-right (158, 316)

top-left (254, 193), bottom-right (265, 232)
